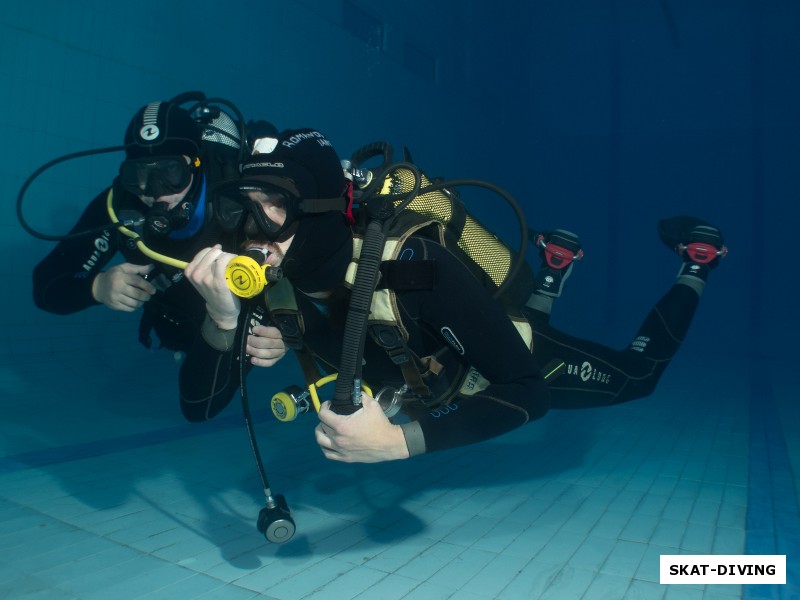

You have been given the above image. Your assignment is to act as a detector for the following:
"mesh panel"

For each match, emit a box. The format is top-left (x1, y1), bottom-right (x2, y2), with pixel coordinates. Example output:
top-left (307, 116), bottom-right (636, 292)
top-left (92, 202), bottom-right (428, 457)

top-left (459, 215), bottom-right (511, 286)
top-left (202, 111), bottom-right (241, 150)
top-left (387, 167), bottom-right (511, 287)
top-left (390, 169), bottom-right (452, 221)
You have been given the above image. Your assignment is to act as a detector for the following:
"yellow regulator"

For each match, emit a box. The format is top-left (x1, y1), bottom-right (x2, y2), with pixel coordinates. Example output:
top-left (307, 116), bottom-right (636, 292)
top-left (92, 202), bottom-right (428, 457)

top-left (271, 375), bottom-right (374, 422)
top-left (224, 254), bottom-right (283, 298)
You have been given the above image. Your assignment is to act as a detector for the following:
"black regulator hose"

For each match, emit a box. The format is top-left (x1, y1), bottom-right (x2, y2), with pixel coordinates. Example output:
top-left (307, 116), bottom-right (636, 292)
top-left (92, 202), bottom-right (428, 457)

top-left (331, 217), bottom-right (387, 414)
top-left (16, 145), bottom-right (126, 241)
top-left (331, 162), bottom-right (422, 414)
top-left (404, 178), bottom-right (530, 299)
top-left (239, 305), bottom-right (295, 543)
top-left (349, 141), bottom-right (393, 169)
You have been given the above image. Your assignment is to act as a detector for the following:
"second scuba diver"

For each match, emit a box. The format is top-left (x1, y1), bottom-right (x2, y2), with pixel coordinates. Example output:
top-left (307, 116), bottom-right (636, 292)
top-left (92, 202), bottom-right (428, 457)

top-left (32, 95), bottom-right (242, 353)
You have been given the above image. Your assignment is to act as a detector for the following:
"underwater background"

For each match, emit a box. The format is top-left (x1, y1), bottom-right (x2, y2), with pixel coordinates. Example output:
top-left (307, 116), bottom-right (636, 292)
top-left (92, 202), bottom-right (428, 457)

top-left (0, 1), bottom-right (798, 598)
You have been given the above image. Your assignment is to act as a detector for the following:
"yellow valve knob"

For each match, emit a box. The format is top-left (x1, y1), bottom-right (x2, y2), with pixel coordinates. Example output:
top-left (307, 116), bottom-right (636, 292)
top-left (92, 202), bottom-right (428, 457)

top-left (271, 391), bottom-right (299, 422)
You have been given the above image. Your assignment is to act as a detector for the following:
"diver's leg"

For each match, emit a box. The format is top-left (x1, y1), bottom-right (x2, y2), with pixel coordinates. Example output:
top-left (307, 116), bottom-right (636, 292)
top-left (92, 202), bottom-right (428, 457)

top-left (529, 216), bottom-right (726, 408)
top-left (524, 229), bottom-right (583, 318)
top-left (628, 215), bottom-right (727, 361)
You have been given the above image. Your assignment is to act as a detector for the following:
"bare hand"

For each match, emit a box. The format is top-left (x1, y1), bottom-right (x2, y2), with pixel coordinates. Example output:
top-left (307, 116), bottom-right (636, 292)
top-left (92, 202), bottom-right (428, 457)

top-left (315, 394), bottom-right (410, 463)
top-left (246, 324), bottom-right (287, 367)
top-left (184, 245), bottom-right (241, 329)
top-left (92, 263), bottom-right (156, 311)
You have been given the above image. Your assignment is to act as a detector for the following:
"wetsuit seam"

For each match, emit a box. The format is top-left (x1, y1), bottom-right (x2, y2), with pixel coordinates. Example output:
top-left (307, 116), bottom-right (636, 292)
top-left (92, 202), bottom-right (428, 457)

top-left (180, 352), bottom-right (229, 418)
top-left (205, 353), bottom-right (226, 420)
top-left (470, 392), bottom-right (531, 425)
top-left (653, 305), bottom-right (685, 345)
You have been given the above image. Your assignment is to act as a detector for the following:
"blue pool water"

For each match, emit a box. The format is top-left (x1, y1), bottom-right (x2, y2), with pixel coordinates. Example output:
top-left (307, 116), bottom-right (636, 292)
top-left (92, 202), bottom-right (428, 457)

top-left (1, 2), bottom-right (798, 598)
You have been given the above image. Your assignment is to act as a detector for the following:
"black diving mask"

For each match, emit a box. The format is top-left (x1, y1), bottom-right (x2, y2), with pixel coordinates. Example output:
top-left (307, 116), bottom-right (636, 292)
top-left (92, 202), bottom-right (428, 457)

top-left (214, 180), bottom-right (298, 241)
top-left (119, 155), bottom-right (197, 198)
top-left (214, 178), bottom-right (349, 242)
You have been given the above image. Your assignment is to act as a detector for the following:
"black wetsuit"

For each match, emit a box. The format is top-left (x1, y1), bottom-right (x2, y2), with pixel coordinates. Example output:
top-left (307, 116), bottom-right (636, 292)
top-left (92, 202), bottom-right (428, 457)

top-left (179, 235), bottom-right (701, 454)
top-left (526, 284), bottom-right (700, 408)
top-left (180, 236), bottom-right (551, 452)
top-left (32, 178), bottom-right (229, 352)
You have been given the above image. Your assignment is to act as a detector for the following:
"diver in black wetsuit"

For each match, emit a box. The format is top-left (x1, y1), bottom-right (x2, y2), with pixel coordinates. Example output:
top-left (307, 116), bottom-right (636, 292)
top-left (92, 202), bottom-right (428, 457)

top-left (178, 128), bottom-right (727, 462)
top-left (32, 97), bottom-right (242, 352)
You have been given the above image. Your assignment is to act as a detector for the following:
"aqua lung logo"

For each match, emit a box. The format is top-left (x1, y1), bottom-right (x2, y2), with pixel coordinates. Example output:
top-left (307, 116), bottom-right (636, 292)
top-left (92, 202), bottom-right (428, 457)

top-left (138, 102), bottom-right (162, 141)
top-left (227, 266), bottom-right (252, 293)
top-left (567, 361), bottom-right (612, 384)
top-left (580, 362), bottom-right (593, 381)
top-left (440, 327), bottom-right (465, 355)
top-left (82, 231), bottom-right (112, 271)
top-left (138, 125), bottom-right (160, 141)
top-left (139, 102), bottom-right (161, 142)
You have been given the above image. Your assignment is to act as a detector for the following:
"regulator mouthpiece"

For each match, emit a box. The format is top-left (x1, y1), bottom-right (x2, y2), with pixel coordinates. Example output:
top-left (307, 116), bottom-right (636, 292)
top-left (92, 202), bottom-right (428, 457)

top-left (225, 250), bottom-right (283, 298)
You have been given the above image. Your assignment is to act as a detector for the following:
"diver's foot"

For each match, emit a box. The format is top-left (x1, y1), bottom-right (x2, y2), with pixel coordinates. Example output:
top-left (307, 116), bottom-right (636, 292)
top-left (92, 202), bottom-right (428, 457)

top-left (530, 229), bottom-right (583, 298)
top-left (658, 216), bottom-right (727, 287)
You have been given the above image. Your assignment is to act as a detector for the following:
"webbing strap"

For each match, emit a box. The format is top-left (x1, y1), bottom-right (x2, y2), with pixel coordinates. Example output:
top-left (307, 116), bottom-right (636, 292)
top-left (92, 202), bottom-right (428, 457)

top-left (370, 324), bottom-right (431, 398)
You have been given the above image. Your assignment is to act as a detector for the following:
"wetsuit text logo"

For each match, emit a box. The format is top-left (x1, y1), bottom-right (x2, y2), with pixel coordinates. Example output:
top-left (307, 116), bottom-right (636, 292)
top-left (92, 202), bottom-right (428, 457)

top-left (281, 130), bottom-right (332, 149)
top-left (566, 361), bottom-right (611, 385)
top-left (82, 230), bottom-right (112, 272)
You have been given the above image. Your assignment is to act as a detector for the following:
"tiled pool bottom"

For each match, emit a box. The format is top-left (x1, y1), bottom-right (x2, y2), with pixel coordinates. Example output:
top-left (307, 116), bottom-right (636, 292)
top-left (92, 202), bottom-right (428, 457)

top-left (0, 352), bottom-right (795, 599)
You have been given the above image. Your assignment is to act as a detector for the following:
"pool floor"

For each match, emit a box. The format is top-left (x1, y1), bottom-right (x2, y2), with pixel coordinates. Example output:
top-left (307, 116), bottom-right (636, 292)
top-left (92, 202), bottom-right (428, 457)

top-left (0, 340), bottom-right (796, 599)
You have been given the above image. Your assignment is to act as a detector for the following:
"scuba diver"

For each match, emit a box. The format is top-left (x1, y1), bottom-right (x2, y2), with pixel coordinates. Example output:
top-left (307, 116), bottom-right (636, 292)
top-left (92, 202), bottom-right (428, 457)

top-left (178, 127), bottom-right (728, 463)
top-left (30, 94), bottom-right (245, 353)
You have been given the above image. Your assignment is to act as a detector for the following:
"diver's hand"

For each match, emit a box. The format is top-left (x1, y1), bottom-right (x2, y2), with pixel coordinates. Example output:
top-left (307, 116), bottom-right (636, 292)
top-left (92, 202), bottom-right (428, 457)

top-left (246, 324), bottom-right (287, 367)
top-left (185, 245), bottom-right (241, 329)
top-left (315, 394), bottom-right (410, 463)
top-left (92, 263), bottom-right (156, 311)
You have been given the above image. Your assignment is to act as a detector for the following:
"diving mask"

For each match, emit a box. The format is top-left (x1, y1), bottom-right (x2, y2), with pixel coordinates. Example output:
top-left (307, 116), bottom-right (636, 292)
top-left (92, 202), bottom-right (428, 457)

top-left (213, 176), bottom-right (351, 242)
top-left (214, 180), bottom-right (298, 241)
top-left (119, 155), bottom-right (198, 199)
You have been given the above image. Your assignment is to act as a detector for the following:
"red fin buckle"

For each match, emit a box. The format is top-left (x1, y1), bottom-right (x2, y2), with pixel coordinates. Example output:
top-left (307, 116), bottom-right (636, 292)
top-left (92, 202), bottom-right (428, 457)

top-left (537, 234), bottom-right (584, 269)
top-left (680, 242), bottom-right (728, 264)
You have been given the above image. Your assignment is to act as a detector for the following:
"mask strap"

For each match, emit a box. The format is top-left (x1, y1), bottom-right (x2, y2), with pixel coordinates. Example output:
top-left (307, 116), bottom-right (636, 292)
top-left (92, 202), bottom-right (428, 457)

top-left (168, 175), bottom-right (206, 240)
top-left (297, 196), bottom-right (350, 214)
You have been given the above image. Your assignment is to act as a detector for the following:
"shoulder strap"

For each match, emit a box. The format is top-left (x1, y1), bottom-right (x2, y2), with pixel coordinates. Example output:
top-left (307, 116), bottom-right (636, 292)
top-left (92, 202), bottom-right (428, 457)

top-left (265, 278), bottom-right (304, 349)
top-left (264, 279), bottom-right (323, 384)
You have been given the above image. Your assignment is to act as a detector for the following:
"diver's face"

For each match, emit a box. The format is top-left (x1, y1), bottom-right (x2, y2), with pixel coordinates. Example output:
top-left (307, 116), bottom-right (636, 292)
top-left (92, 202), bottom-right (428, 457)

top-left (134, 155), bottom-right (193, 208)
top-left (137, 181), bottom-right (192, 208)
top-left (250, 189), bottom-right (289, 228)
top-left (240, 190), bottom-right (295, 267)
